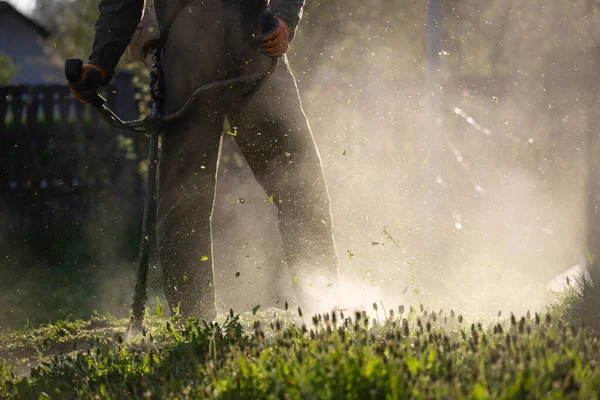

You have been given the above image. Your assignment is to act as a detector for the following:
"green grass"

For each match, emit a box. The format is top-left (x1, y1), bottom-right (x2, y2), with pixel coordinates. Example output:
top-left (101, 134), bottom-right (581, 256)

top-left (549, 273), bottom-right (600, 333)
top-left (1, 291), bottom-right (600, 399)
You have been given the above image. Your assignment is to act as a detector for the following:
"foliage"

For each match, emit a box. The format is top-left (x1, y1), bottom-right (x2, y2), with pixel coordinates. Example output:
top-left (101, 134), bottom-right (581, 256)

top-left (1, 298), bottom-right (600, 399)
top-left (32, 0), bottom-right (151, 113)
top-left (0, 52), bottom-right (17, 86)
top-left (32, 0), bottom-right (147, 74)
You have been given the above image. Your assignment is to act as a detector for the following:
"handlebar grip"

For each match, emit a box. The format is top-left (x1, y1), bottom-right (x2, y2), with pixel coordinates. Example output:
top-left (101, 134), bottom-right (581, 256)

top-left (260, 9), bottom-right (275, 34)
top-left (65, 58), bottom-right (106, 107)
top-left (65, 58), bottom-right (84, 82)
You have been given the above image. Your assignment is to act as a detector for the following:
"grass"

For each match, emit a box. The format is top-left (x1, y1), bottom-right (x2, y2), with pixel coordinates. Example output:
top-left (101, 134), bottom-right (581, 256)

top-left (549, 273), bottom-right (600, 333)
top-left (1, 284), bottom-right (600, 399)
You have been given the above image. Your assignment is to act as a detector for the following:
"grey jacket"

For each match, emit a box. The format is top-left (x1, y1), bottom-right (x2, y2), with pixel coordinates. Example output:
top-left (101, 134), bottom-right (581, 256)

top-left (88, 0), bottom-right (304, 76)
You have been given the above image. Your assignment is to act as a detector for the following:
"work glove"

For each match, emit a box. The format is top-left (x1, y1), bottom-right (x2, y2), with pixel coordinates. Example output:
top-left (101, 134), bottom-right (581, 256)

top-left (65, 59), bottom-right (107, 105)
top-left (260, 16), bottom-right (290, 57)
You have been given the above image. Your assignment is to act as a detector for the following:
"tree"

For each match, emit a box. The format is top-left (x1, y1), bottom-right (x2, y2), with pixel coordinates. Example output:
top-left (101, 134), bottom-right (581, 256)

top-left (32, 0), bottom-right (141, 69)
top-left (31, 0), bottom-right (150, 102)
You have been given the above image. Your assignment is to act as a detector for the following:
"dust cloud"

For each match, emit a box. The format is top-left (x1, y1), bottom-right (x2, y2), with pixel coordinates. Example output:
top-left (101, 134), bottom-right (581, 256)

top-left (209, 1), bottom-right (600, 322)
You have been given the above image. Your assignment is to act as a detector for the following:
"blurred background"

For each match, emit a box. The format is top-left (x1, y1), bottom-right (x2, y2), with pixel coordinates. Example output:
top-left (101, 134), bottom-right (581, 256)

top-left (1, 0), bottom-right (599, 330)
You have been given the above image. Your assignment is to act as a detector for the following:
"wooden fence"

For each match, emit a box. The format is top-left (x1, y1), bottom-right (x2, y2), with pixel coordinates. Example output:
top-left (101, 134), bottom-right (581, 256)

top-left (0, 72), bottom-right (145, 242)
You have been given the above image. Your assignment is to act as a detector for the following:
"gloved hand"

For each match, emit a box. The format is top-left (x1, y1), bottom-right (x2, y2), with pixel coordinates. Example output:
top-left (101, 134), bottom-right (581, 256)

top-left (260, 16), bottom-right (289, 57)
top-left (65, 59), bottom-right (107, 104)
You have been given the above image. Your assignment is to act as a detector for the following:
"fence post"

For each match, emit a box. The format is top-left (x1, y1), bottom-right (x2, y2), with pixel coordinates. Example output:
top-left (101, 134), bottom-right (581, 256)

top-left (114, 71), bottom-right (137, 121)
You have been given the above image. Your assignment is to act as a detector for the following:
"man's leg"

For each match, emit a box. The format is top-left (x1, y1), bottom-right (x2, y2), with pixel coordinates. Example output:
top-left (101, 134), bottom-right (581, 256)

top-left (156, 0), bottom-right (228, 320)
top-left (231, 56), bottom-right (340, 312)
top-left (156, 115), bottom-right (225, 321)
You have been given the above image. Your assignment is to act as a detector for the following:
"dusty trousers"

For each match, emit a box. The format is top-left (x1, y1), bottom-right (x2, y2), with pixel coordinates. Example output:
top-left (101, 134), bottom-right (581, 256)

top-left (154, 0), bottom-right (339, 320)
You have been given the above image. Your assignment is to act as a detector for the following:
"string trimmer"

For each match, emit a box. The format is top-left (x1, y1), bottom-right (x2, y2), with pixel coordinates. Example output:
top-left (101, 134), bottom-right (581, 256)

top-left (64, 10), bottom-right (278, 328)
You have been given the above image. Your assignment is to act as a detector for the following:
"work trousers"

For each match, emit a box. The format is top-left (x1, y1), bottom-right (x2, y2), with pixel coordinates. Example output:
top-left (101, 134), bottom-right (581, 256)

top-left (155, 0), bottom-right (339, 319)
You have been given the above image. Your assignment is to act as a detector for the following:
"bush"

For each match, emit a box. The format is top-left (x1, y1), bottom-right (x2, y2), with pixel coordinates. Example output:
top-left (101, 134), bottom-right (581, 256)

top-left (0, 52), bottom-right (17, 86)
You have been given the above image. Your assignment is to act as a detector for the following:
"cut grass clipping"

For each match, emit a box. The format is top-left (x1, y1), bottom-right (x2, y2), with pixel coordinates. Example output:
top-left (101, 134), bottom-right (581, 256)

top-left (1, 282), bottom-right (600, 399)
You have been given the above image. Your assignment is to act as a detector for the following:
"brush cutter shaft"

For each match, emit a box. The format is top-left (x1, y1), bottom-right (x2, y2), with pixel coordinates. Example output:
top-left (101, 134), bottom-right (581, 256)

top-left (131, 42), bottom-right (164, 327)
top-left (131, 124), bottom-right (160, 326)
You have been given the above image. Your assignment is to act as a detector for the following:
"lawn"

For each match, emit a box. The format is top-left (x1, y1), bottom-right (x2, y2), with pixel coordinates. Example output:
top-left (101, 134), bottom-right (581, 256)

top-left (2, 276), bottom-right (600, 400)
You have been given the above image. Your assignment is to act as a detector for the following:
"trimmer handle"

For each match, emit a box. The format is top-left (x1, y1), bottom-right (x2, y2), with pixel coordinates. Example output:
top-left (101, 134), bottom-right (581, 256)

top-left (64, 58), bottom-right (106, 107)
top-left (65, 58), bottom-right (84, 82)
top-left (260, 9), bottom-right (276, 34)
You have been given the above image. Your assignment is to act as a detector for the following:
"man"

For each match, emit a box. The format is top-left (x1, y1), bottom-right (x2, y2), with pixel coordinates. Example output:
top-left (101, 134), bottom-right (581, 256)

top-left (67, 0), bottom-right (339, 320)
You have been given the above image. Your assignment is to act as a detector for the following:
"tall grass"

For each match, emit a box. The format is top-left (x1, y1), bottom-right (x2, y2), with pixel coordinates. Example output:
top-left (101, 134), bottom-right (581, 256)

top-left (1, 290), bottom-right (599, 399)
